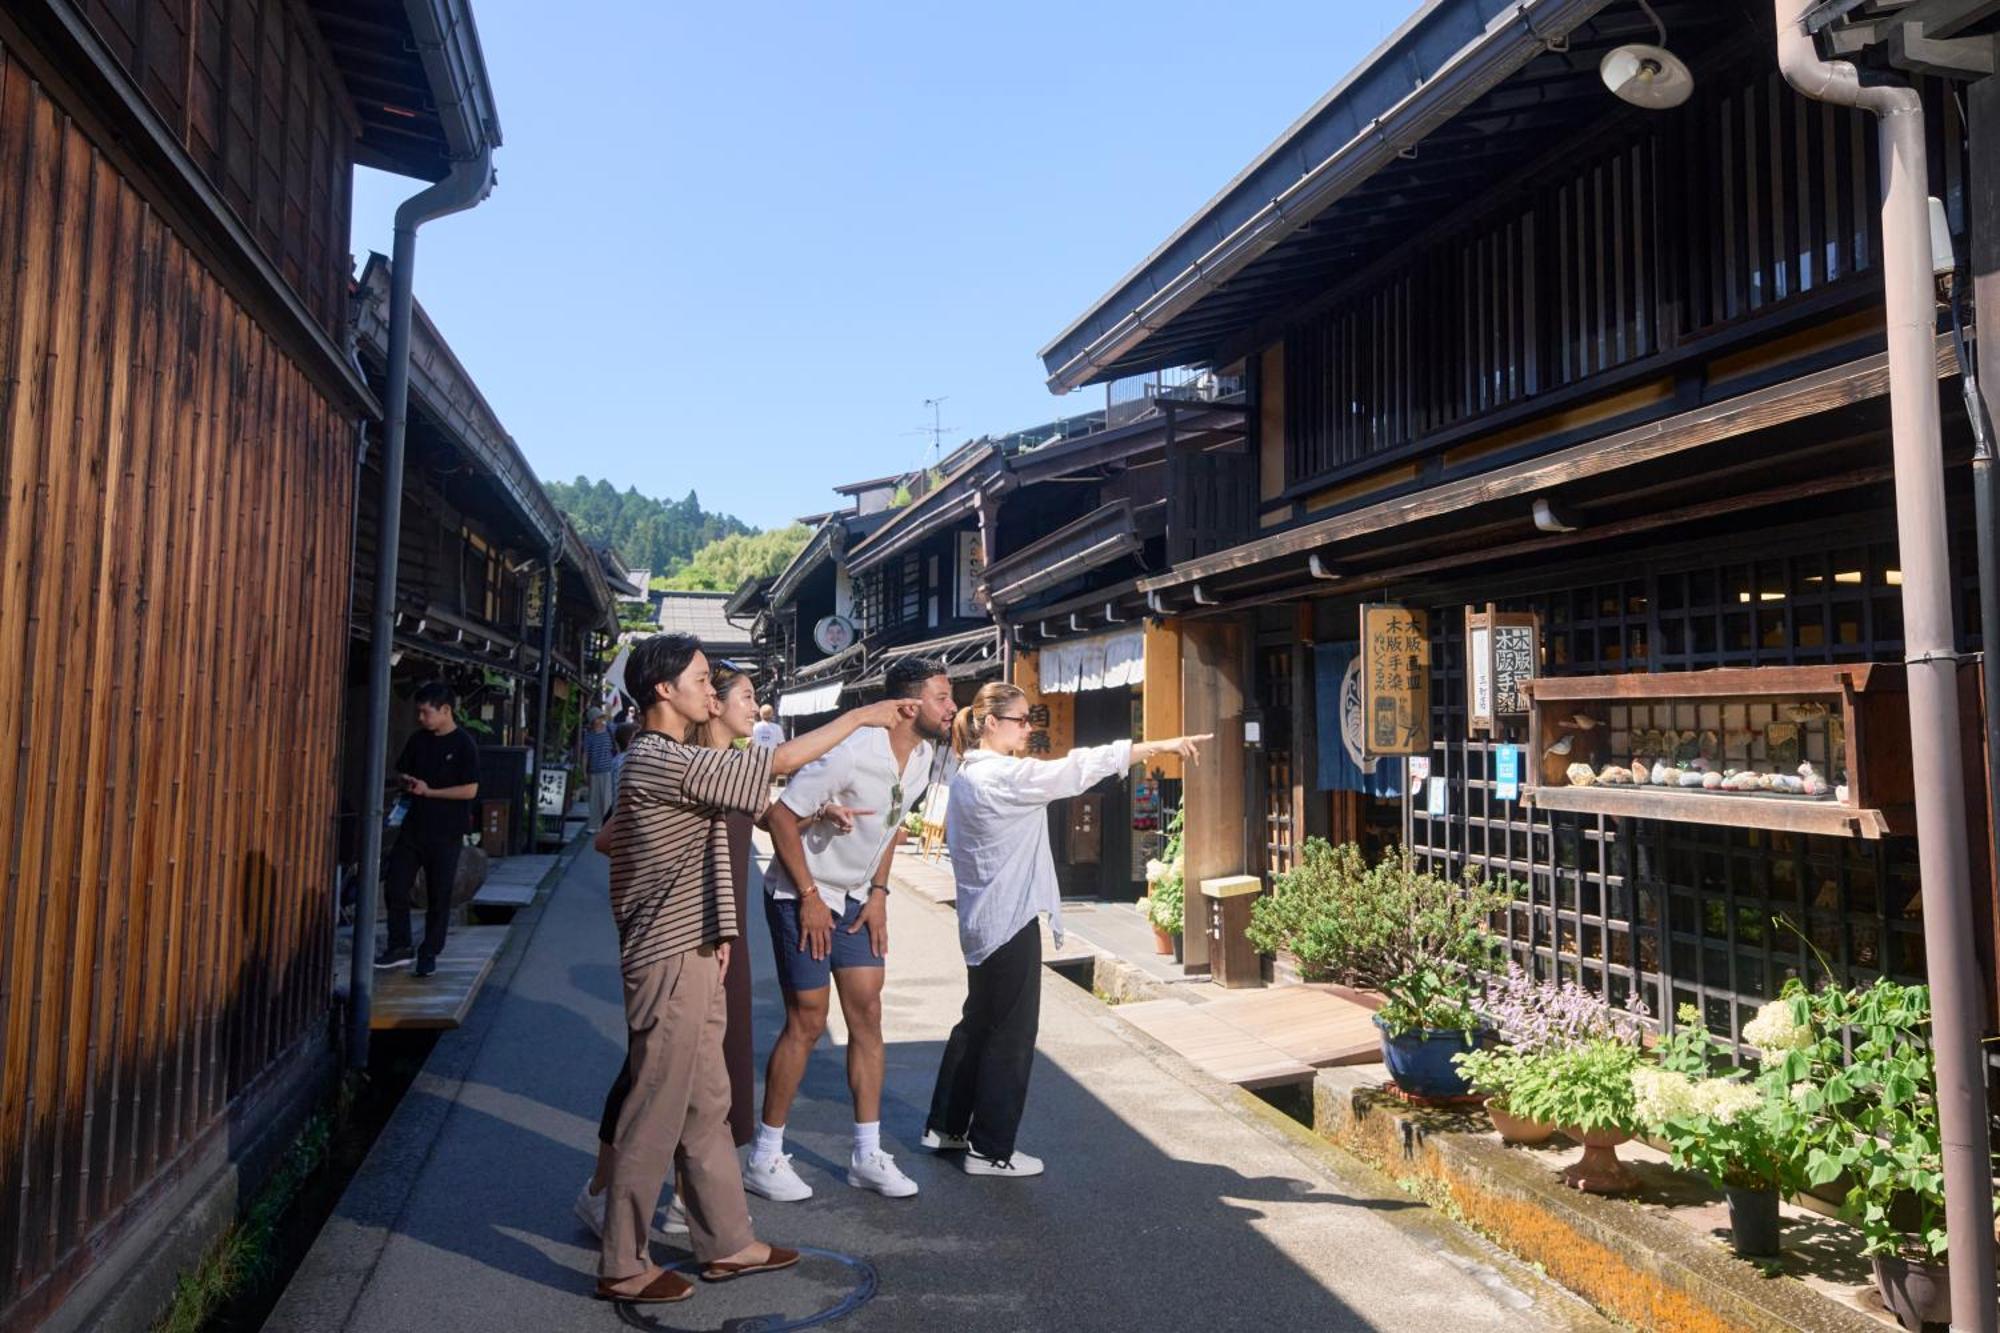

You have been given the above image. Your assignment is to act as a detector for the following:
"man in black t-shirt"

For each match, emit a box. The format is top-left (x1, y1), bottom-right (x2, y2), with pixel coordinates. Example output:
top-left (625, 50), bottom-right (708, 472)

top-left (374, 681), bottom-right (480, 977)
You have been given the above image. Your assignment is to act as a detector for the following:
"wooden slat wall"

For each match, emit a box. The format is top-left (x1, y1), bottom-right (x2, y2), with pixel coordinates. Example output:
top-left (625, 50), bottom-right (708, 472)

top-left (77, 0), bottom-right (355, 340)
top-left (1282, 71), bottom-right (1967, 489)
top-left (0, 43), bottom-right (353, 1327)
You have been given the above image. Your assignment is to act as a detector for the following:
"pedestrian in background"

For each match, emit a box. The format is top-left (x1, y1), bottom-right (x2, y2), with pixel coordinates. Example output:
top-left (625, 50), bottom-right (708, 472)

top-left (923, 682), bottom-right (1205, 1178)
top-left (374, 681), bottom-right (480, 979)
top-left (751, 703), bottom-right (784, 752)
top-left (583, 709), bottom-right (617, 831)
top-left (591, 631), bottom-right (912, 1305)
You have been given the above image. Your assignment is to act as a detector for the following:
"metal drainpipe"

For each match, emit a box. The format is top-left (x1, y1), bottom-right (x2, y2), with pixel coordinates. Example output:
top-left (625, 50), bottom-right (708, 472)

top-left (1950, 280), bottom-right (2000, 976)
top-left (348, 148), bottom-right (497, 1068)
top-left (1775, 6), bottom-right (1996, 1326)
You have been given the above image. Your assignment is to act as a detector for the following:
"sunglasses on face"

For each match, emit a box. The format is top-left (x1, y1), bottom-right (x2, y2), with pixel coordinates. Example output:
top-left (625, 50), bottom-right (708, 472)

top-left (990, 712), bottom-right (1030, 726)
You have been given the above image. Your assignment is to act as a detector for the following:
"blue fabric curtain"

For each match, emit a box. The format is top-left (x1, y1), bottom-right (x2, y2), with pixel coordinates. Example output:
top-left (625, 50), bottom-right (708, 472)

top-left (1314, 642), bottom-right (1403, 798)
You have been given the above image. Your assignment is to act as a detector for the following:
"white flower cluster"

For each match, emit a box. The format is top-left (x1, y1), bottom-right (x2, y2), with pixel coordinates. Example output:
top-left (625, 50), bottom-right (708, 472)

top-left (1690, 1078), bottom-right (1760, 1125)
top-left (1631, 1067), bottom-right (1697, 1124)
top-left (1145, 859), bottom-right (1169, 884)
top-left (1741, 1000), bottom-right (1812, 1053)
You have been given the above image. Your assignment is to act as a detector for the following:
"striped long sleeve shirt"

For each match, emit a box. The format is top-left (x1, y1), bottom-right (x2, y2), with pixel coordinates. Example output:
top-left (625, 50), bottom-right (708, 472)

top-left (606, 732), bottom-right (774, 974)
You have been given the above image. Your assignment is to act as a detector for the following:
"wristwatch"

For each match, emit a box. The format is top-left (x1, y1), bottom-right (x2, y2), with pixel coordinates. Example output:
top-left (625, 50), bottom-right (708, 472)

top-left (869, 882), bottom-right (891, 896)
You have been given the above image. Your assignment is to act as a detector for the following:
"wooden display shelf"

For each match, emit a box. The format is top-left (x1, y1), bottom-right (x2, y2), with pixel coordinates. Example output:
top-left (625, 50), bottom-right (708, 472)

top-left (1521, 664), bottom-right (1912, 840)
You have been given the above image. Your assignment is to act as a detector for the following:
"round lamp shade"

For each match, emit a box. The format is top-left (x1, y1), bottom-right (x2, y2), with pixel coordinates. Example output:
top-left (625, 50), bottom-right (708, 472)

top-left (1599, 43), bottom-right (1693, 110)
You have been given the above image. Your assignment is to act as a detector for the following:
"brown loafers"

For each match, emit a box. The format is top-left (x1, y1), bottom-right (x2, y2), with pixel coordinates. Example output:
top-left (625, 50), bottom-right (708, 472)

top-left (701, 1245), bottom-right (801, 1282)
top-left (594, 1268), bottom-right (694, 1303)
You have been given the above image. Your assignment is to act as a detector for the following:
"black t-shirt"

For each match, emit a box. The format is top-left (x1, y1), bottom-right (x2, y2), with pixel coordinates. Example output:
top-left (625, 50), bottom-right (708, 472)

top-left (395, 726), bottom-right (480, 840)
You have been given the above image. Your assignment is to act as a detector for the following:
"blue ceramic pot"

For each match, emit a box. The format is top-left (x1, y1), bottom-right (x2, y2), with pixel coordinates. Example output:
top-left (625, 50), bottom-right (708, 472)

top-left (1373, 1015), bottom-right (1487, 1098)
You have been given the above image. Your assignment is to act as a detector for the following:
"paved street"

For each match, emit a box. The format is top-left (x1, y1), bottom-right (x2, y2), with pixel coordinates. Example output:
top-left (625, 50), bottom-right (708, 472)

top-left (267, 840), bottom-right (1602, 1332)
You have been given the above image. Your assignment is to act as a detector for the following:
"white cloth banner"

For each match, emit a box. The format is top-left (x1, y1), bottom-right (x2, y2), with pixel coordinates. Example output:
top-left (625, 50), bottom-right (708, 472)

top-left (1037, 629), bottom-right (1144, 694)
top-left (778, 681), bottom-right (844, 717)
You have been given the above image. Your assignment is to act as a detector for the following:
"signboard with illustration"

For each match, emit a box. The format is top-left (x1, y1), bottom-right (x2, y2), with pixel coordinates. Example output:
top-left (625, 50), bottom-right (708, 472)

top-left (1361, 604), bottom-right (1430, 756)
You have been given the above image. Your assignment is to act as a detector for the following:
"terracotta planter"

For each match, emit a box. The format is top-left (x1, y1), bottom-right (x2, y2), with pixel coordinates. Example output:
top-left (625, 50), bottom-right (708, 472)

top-left (1723, 1184), bottom-right (1781, 1258)
top-left (1872, 1253), bottom-right (1950, 1331)
top-left (1151, 924), bottom-right (1174, 955)
top-left (1558, 1126), bottom-right (1638, 1194)
top-left (1485, 1099), bottom-right (1555, 1146)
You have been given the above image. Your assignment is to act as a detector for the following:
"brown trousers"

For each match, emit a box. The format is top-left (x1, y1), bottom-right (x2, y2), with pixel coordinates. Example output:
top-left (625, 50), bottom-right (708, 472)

top-left (599, 944), bottom-right (755, 1280)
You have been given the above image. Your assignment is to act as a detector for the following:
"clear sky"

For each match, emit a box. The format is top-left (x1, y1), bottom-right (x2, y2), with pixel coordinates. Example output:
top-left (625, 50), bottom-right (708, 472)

top-left (350, 2), bottom-right (1407, 531)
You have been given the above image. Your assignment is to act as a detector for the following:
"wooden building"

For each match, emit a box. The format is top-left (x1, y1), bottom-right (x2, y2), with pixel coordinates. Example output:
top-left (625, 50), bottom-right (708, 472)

top-left (0, 1), bottom-right (497, 1326)
top-left (1040, 0), bottom-right (1999, 1015)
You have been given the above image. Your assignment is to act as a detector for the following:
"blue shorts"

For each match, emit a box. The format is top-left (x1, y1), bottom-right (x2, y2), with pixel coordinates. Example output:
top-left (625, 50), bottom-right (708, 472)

top-left (764, 893), bottom-right (883, 993)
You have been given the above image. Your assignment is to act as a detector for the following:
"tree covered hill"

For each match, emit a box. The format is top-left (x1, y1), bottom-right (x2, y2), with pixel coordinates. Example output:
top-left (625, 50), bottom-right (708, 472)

top-left (657, 525), bottom-right (813, 591)
top-left (546, 476), bottom-right (752, 576)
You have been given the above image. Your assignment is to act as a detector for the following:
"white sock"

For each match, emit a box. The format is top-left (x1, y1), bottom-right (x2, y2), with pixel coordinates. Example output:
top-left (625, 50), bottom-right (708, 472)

top-left (853, 1120), bottom-right (880, 1159)
top-left (752, 1121), bottom-right (785, 1164)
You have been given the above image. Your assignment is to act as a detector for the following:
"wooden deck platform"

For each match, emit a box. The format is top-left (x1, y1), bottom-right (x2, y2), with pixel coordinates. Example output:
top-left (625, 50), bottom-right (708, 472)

top-left (1114, 1000), bottom-right (1315, 1090)
top-left (474, 854), bottom-right (556, 909)
top-left (370, 926), bottom-right (509, 1030)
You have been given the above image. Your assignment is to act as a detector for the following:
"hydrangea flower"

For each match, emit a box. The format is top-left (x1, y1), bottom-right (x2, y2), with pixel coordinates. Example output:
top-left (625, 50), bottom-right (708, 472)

top-left (1631, 1067), bottom-right (1697, 1124)
top-left (1742, 999), bottom-right (1811, 1053)
top-left (1690, 1078), bottom-right (1761, 1124)
top-left (1145, 859), bottom-right (1169, 884)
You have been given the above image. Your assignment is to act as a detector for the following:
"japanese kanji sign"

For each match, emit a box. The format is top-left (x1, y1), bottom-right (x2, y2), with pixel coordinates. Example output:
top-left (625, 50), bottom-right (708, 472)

top-left (1361, 604), bottom-right (1430, 755)
top-left (1464, 604), bottom-right (1539, 735)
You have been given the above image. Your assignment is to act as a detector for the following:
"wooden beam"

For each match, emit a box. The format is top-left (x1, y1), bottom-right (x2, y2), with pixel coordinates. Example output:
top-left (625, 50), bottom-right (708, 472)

top-left (1179, 619), bottom-right (1248, 973)
top-left (1142, 337), bottom-right (1950, 594)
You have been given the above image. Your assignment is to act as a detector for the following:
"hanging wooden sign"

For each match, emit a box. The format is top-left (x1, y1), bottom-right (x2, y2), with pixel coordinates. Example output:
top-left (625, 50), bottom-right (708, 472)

top-left (1361, 604), bottom-right (1431, 755)
top-left (1465, 604), bottom-right (1540, 735)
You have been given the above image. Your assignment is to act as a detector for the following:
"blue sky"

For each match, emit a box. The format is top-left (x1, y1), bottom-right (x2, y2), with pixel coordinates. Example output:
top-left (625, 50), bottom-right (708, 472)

top-left (350, 3), bottom-right (1406, 531)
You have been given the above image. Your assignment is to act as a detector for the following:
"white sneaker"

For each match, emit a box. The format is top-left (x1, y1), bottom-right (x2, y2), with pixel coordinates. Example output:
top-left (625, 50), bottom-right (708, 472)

top-left (920, 1128), bottom-right (970, 1151)
top-left (962, 1149), bottom-right (1043, 1178)
top-left (573, 1181), bottom-right (607, 1238)
top-left (847, 1149), bottom-right (919, 1198)
top-left (661, 1193), bottom-right (690, 1235)
top-left (742, 1153), bottom-right (814, 1202)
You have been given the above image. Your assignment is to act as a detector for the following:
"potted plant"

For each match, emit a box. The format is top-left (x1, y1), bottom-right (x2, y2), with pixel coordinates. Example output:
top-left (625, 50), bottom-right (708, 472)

top-left (1250, 842), bottom-right (1511, 1099)
top-left (1633, 1004), bottom-right (1802, 1257)
top-left (1778, 979), bottom-right (1960, 1330)
top-left (1453, 1047), bottom-right (1552, 1145)
top-left (1508, 1038), bottom-right (1643, 1193)
top-left (1144, 809), bottom-right (1186, 955)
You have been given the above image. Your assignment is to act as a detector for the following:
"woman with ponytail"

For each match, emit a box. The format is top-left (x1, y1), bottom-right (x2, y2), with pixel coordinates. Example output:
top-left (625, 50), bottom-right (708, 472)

top-left (922, 681), bottom-right (1207, 1178)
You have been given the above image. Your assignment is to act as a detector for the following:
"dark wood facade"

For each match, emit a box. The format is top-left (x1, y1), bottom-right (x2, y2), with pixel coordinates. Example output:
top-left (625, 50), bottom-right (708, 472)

top-left (0, 35), bottom-right (356, 1324)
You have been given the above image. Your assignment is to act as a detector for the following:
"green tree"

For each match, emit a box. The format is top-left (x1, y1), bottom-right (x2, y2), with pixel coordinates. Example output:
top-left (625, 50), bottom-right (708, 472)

top-left (545, 476), bottom-right (754, 575)
top-left (659, 526), bottom-right (813, 592)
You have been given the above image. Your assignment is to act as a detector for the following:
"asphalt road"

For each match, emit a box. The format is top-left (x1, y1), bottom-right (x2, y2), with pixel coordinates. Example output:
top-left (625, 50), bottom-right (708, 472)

top-left (265, 839), bottom-right (1603, 1333)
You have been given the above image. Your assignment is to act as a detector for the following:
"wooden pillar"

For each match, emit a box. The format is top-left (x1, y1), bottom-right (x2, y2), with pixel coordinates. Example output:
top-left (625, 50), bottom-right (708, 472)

top-left (1292, 602), bottom-right (1324, 845)
top-left (1180, 616), bottom-right (1247, 972)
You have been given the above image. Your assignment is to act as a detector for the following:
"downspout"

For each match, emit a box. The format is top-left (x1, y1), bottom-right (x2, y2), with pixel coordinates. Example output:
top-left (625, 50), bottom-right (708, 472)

top-left (1776, 8), bottom-right (1997, 1328)
top-left (348, 148), bottom-right (497, 1068)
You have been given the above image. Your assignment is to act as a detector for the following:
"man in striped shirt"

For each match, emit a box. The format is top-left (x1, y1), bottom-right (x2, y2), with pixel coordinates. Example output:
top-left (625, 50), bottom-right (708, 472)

top-left (595, 632), bottom-right (913, 1306)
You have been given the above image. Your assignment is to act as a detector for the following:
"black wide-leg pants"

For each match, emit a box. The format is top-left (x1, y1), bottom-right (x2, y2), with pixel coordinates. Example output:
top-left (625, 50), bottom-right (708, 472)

top-left (927, 920), bottom-right (1041, 1160)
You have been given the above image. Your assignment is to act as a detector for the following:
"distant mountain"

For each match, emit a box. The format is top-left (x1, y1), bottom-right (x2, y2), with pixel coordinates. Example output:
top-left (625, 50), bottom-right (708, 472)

top-left (547, 477), bottom-right (753, 577)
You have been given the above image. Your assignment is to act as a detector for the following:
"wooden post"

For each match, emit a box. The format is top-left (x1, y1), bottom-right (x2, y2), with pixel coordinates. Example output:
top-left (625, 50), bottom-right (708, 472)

top-left (1179, 617), bottom-right (1247, 972)
top-left (1292, 603), bottom-right (1322, 844)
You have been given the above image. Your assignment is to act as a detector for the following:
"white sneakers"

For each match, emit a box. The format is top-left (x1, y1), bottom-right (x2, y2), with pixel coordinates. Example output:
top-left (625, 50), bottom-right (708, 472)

top-left (742, 1153), bottom-right (815, 1202)
top-left (962, 1149), bottom-right (1044, 1178)
top-left (572, 1182), bottom-right (693, 1240)
top-left (920, 1128), bottom-right (970, 1151)
top-left (847, 1149), bottom-right (919, 1198)
top-left (744, 1148), bottom-right (921, 1199)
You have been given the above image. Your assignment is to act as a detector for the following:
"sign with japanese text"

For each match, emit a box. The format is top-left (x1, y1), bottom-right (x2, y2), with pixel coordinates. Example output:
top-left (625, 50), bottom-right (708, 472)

top-left (1361, 604), bottom-right (1430, 755)
top-left (1464, 604), bottom-right (1539, 734)
top-left (1494, 745), bottom-right (1521, 801)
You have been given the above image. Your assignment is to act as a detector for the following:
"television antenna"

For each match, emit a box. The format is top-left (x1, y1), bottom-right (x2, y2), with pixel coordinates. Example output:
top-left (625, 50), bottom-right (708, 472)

top-left (916, 396), bottom-right (954, 468)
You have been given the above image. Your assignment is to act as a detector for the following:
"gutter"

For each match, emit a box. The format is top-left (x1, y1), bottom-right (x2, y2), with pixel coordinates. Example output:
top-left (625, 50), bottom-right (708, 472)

top-left (1040, 0), bottom-right (1609, 394)
top-left (1775, 7), bottom-right (1996, 1328)
top-left (348, 148), bottom-right (498, 1067)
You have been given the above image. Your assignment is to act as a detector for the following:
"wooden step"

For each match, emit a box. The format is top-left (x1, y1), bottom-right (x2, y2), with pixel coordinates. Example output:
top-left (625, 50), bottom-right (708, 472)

top-left (1198, 984), bottom-right (1383, 1068)
top-left (1114, 999), bottom-right (1314, 1090)
top-left (369, 925), bottom-right (509, 1030)
top-left (473, 854), bottom-right (557, 909)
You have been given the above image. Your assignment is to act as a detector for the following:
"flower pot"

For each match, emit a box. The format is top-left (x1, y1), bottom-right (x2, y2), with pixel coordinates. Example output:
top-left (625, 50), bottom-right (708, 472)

top-left (1485, 1098), bottom-right (1556, 1146)
top-left (1170, 933), bottom-right (1184, 964)
top-left (1151, 924), bottom-right (1173, 955)
top-left (1872, 1253), bottom-right (1950, 1331)
top-left (1557, 1127), bottom-right (1638, 1194)
top-left (1373, 1015), bottom-right (1485, 1100)
top-left (1723, 1184), bottom-right (1781, 1258)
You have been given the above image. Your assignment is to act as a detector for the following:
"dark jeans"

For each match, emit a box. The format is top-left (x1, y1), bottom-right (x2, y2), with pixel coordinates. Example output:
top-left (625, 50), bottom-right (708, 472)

top-left (927, 920), bottom-right (1041, 1160)
top-left (384, 834), bottom-right (461, 959)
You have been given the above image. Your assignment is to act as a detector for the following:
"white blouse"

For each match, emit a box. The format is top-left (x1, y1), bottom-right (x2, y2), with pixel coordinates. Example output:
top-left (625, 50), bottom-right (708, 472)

top-left (945, 740), bottom-right (1133, 965)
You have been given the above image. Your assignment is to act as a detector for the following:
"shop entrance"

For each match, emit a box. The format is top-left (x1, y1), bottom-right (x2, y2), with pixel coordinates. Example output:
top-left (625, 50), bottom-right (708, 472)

top-left (1051, 685), bottom-right (1141, 901)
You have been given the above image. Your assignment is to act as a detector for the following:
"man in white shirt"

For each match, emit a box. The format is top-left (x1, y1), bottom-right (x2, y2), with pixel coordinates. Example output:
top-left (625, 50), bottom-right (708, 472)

top-left (744, 658), bottom-right (958, 1202)
top-left (751, 704), bottom-right (784, 753)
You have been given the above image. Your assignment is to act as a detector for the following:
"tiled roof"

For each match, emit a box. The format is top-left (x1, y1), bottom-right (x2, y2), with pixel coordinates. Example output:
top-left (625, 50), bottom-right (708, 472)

top-left (656, 592), bottom-right (756, 652)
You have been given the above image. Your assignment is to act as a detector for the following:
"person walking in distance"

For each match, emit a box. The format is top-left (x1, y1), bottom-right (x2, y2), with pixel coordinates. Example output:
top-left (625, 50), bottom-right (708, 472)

top-left (745, 657), bottom-right (958, 1203)
top-left (577, 659), bottom-right (764, 1240)
top-left (923, 682), bottom-right (1205, 1177)
top-left (751, 703), bottom-right (784, 752)
top-left (374, 681), bottom-right (480, 979)
top-left (592, 631), bottom-right (913, 1305)
top-left (583, 709), bottom-right (617, 831)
